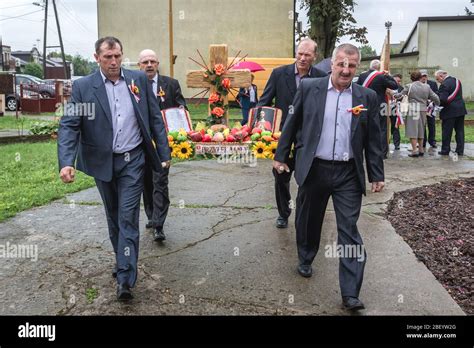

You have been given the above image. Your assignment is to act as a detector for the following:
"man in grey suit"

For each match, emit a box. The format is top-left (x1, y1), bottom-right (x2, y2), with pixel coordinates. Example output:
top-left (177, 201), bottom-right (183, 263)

top-left (274, 43), bottom-right (385, 311)
top-left (58, 37), bottom-right (170, 301)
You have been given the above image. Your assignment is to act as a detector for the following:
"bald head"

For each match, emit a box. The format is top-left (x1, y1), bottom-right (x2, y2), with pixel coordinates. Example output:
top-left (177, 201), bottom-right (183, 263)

top-left (138, 49), bottom-right (159, 79)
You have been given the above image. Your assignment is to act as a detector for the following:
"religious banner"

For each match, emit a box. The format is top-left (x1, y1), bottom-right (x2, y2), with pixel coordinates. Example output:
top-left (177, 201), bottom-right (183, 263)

top-left (162, 107), bottom-right (193, 133)
top-left (248, 107), bottom-right (282, 133)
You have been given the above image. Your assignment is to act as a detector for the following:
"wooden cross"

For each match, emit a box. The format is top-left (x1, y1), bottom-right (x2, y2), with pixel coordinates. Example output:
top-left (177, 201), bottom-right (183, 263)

top-left (186, 44), bottom-right (252, 125)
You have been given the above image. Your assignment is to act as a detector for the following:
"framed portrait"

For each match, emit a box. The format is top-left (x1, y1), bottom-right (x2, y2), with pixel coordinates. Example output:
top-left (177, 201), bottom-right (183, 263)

top-left (161, 107), bottom-right (193, 133)
top-left (248, 107), bottom-right (282, 133)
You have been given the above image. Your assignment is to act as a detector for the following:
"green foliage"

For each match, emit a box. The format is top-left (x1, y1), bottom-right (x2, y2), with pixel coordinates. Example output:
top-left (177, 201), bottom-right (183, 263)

top-left (29, 121), bottom-right (59, 135)
top-left (72, 55), bottom-right (93, 76)
top-left (23, 62), bottom-right (43, 79)
top-left (300, 0), bottom-right (368, 59)
top-left (359, 44), bottom-right (377, 58)
top-left (86, 288), bottom-right (99, 304)
top-left (48, 51), bottom-right (96, 76)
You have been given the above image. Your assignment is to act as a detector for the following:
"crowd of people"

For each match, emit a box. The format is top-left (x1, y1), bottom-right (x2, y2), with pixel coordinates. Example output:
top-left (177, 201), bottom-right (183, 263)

top-left (57, 35), bottom-right (468, 310)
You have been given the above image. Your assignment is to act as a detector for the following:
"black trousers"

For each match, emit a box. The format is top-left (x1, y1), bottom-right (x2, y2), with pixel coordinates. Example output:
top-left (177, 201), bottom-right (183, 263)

top-left (389, 116), bottom-right (400, 148)
top-left (423, 115), bottom-right (436, 148)
top-left (95, 146), bottom-right (145, 288)
top-left (441, 116), bottom-right (465, 155)
top-left (143, 163), bottom-right (170, 229)
top-left (272, 157), bottom-right (295, 219)
top-left (295, 158), bottom-right (366, 298)
top-left (380, 114), bottom-right (388, 157)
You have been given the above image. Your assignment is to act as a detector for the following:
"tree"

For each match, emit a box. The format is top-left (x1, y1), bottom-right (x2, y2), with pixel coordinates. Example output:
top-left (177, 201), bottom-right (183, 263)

top-left (299, 0), bottom-right (368, 60)
top-left (24, 62), bottom-right (43, 79)
top-left (359, 45), bottom-right (377, 58)
top-left (72, 55), bottom-right (92, 76)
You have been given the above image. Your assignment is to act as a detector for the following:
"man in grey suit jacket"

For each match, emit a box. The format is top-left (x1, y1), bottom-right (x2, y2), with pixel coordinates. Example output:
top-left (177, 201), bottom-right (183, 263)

top-left (58, 37), bottom-right (170, 301)
top-left (274, 44), bottom-right (385, 311)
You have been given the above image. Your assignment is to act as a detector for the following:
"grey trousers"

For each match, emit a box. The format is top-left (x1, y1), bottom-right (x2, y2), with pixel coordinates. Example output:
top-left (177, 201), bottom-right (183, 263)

top-left (95, 146), bottom-right (145, 288)
top-left (295, 158), bottom-right (366, 298)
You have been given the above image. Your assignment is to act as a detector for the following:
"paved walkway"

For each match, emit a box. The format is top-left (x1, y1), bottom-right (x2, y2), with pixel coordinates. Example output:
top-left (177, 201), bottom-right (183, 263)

top-left (0, 146), bottom-right (472, 315)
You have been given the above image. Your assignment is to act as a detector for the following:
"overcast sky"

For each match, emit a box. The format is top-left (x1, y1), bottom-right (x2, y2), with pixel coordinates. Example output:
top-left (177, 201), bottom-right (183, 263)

top-left (1, 0), bottom-right (471, 61)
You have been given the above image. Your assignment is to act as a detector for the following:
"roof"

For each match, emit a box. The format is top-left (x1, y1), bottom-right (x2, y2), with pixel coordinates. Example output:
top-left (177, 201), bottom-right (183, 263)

top-left (361, 51), bottom-right (419, 62)
top-left (400, 15), bottom-right (474, 53)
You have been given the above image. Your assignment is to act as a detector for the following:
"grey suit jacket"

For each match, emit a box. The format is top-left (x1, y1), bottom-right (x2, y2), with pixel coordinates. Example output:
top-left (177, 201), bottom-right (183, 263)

top-left (58, 69), bottom-right (171, 182)
top-left (275, 76), bottom-right (385, 193)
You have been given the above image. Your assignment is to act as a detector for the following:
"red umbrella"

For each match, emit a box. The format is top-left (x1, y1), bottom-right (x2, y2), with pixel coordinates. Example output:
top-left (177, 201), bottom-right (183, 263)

top-left (231, 60), bottom-right (265, 72)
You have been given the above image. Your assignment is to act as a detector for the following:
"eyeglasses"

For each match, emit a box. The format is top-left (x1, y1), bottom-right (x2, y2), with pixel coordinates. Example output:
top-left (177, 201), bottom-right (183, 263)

top-left (140, 60), bottom-right (158, 65)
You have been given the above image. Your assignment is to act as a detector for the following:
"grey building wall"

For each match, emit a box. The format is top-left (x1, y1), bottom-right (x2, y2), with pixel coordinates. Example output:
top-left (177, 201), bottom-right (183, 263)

top-left (98, 0), bottom-right (295, 97)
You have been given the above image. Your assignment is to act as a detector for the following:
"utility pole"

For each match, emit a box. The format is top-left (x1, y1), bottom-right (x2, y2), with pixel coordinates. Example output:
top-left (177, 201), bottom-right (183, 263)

top-left (41, 0), bottom-right (68, 79)
top-left (52, 0), bottom-right (68, 78)
top-left (169, 0), bottom-right (174, 77)
top-left (42, 0), bottom-right (48, 79)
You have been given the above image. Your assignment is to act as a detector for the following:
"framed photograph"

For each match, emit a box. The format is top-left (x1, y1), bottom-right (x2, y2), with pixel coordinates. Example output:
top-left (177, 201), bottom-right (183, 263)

top-left (248, 106), bottom-right (282, 133)
top-left (162, 107), bottom-right (193, 133)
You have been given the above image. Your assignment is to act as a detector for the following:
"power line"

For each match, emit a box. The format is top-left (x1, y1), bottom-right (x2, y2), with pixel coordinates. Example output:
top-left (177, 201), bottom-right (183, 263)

top-left (0, 3), bottom-right (34, 10)
top-left (0, 9), bottom-right (43, 21)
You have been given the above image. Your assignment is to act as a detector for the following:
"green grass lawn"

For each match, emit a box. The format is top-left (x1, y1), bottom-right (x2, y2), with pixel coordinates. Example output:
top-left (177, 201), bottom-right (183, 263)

top-left (397, 120), bottom-right (474, 143)
top-left (0, 115), bottom-right (55, 131)
top-left (188, 103), bottom-right (243, 124)
top-left (0, 141), bottom-right (95, 222)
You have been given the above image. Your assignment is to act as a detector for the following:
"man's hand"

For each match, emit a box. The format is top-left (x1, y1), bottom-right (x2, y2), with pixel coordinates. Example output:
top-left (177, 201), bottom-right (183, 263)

top-left (60, 166), bottom-right (76, 183)
top-left (162, 161), bottom-right (171, 169)
top-left (371, 181), bottom-right (385, 193)
top-left (273, 160), bottom-right (290, 174)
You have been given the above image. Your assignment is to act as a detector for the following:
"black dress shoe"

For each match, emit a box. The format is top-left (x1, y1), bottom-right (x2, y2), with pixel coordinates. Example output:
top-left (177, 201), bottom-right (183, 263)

top-left (418, 152), bottom-right (424, 157)
top-left (342, 296), bottom-right (365, 311)
top-left (145, 221), bottom-right (153, 229)
top-left (394, 146), bottom-right (400, 150)
top-left (117, 284), bottom-right (133, 301)
top-left (408, 153), bottom-right (419, 157)
top-left (438, 151), bottom-right (449, 156)
top-left (153, 228), bottom-right (166, 241)
top-left (297, 264), bottom-right (312, 278)
top-left (456, 152), bottom-right (464, 156)
top-left (276, 216), bottom-right (288, 229)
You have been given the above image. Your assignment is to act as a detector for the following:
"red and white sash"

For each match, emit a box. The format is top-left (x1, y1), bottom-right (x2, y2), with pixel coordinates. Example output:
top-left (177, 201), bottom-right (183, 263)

top-left (362, 70), bottom-right (384, 88)
top-left (447, 78), bottom-right (461, 103)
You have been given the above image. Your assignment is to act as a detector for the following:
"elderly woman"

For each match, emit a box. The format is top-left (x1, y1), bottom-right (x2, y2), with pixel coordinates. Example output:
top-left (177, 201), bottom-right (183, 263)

top-left (395, 71), bottom-right (440, 157)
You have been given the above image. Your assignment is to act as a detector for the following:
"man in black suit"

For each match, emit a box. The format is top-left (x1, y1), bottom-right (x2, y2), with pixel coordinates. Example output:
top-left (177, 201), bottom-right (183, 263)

top-left (435, 70), bottom-right (467, 156)
top-left (138, 49), bottom-right (187, 242)
top-left (356, 60), bottom-right (398, 158)
top-left (58, 37), bottom-right (170, 300)
top-left (388, 73), bottom-right (403, 150)
top-left (258, 38), bottom-right (327, 229)
top-left (420, 69), bottom-right (439, 149)
top-left (274, 43), bottom-right (385, 311)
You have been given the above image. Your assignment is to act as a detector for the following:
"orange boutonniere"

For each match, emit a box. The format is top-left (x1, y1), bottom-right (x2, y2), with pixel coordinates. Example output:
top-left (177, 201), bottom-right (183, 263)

top-left (158, 86), bottom-right (166, 102)
top-left (347, 104), bottom-right (367, 115)
top-left (129, 79), bottom-right (140, 102)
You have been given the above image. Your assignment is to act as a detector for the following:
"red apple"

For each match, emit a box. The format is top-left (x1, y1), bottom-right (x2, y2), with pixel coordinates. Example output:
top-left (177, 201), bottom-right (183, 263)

top-left (190, 132), bottom-right (203, 142)
top-left (252, 127), bottom-right (262, 135)
top-left (226, 135), bottom-right (236, 142)
top-left (202, 134), bottom-right (212, 142)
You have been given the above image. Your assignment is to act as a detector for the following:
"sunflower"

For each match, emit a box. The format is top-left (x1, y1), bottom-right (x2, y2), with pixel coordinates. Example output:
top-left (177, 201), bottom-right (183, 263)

top-left (266, 142), bottom-right (278, 159)
top-left (253, 141), bottom-right (270, 159)
top-left (173, 142), bottom-right (193, 160)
